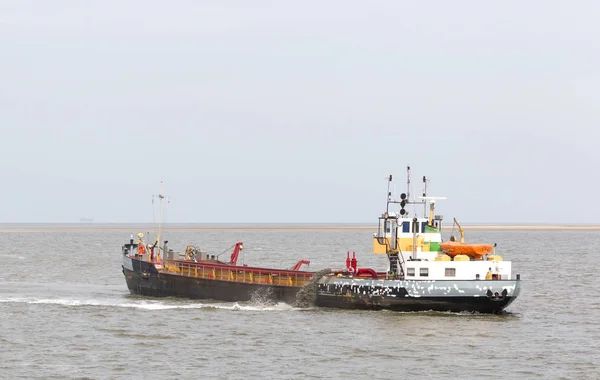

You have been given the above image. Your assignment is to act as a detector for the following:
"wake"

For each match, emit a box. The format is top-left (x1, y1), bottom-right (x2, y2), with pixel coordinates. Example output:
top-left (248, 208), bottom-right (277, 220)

top-left (0, 296), bottom-right (298, 312)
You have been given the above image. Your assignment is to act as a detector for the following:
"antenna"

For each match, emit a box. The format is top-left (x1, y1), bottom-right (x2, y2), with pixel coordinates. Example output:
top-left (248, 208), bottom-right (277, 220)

top-left (422, 175), bottom-right (427, 217)
top-left (153, 181), bottom-right (169, 257)
top-left (386, 175), bottom-right (392, 214)
top-left (406, 166), bottom-right (411, 202)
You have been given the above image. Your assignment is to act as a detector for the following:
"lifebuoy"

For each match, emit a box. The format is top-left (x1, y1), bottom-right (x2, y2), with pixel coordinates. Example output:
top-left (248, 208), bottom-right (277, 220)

top-left (138, 244), bottom-right (146, 255)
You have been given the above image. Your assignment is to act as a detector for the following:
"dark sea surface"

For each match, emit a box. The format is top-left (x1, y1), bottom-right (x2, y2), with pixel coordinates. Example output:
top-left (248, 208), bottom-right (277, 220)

top-left (1, 227), bottom-right (598, 379)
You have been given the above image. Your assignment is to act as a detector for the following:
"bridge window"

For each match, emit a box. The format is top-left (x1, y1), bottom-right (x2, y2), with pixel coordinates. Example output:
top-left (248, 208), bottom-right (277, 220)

top-left (402, 221), bottom-right (410, 233)
top-left (420, 268), bottom-right (429, 277)
top-left (445, 268), bottom-right (456, 277)
top-left (407, 268), bottom-right (415, 277)
top-left (385, 220), bottom-right (391, 233)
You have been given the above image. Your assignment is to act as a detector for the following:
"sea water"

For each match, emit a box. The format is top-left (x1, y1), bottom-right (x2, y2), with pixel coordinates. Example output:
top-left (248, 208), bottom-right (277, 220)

top-left (0, 227), bottom-right (598, 379)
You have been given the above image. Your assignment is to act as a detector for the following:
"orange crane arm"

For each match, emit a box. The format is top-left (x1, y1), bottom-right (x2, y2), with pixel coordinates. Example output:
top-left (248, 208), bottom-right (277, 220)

top-left (290, 259), bottom-right (310, 271)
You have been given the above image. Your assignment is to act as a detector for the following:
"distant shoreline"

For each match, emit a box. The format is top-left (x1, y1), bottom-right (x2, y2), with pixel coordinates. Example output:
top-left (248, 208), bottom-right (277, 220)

top-left (1, 223), bottom-right (600, 232)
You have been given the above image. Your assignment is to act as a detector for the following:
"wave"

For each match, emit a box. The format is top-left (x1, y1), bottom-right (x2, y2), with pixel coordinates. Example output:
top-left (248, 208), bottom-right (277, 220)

top-left (0, 254), bottom-right (25, 260)
top-left (0, 296), bottom-right (298, 312)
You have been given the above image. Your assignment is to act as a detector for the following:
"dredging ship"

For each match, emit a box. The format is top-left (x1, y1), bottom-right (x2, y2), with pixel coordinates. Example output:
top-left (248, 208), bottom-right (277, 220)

top-left (122, 239), bottom-right (315, 303)
top-left (315, 167), bottom-right (522, 313)
top-left (121, 191), bottom-right (314, 303)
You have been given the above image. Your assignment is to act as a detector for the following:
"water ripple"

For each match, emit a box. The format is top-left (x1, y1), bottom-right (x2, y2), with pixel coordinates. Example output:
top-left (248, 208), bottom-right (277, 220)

top-left (0, 229), bottom-right (599, 379)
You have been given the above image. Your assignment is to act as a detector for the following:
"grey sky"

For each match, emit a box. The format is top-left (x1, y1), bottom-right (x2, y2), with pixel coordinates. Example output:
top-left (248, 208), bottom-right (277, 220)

top-left (1, 1), bottom-right (599, 223)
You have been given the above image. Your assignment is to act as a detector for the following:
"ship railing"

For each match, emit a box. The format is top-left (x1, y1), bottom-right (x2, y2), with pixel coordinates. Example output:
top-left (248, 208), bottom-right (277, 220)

top-left (162, 261), bottom-right (313, 287)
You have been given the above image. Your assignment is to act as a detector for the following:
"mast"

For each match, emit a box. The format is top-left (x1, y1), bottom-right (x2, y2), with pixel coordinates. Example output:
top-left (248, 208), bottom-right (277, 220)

top-left (412, 217), bottom-right (418, 260)
top-left (386, 175), bottom-right (392, 214)
top-left (406, 166), bottom-right (411, 202)
top-left (152, 181), bottom-right (169, 261)
top-left (422, 175), bottom-right (427, 217)
top-left (156, 181), bottom-right (165, 248)
top-left (404, 166), bottom-right (427, 214)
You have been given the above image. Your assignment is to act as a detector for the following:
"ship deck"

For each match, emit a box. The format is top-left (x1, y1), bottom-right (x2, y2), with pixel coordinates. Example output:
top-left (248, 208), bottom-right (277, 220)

top-left (158, 259), bottom-right (315, 288)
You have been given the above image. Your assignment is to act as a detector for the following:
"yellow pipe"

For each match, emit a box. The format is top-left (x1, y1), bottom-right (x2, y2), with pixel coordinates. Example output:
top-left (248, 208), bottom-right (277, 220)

top-left (428, 202), bottom-right (435, 226)
top-left (454, 218), bottom-right (465, 243)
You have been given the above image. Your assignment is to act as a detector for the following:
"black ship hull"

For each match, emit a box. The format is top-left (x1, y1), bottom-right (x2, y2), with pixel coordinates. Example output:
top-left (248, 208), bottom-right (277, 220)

top-left (122, 257), bottom-right (303, 304)
top-left (316, 292), bottom-right (517, 314)
top-left (316, 279), bottom-right (521, 314)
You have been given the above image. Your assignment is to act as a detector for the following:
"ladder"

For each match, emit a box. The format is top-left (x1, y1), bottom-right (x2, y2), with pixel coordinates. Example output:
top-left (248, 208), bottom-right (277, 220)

top-left (388, 253), bottom-right (405, 279)
top-left (385, 238), bottom-right (405, 279)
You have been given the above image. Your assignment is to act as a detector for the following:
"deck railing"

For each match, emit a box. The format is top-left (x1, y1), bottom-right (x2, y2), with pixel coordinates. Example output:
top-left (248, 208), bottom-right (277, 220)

top-left (162, 261), bottom-right (314, 287)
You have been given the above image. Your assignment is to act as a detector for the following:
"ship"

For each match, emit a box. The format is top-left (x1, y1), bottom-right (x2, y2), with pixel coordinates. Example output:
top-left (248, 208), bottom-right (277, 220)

top-left (121, 189), bottom-right (315, 303)
top-left (315, 167), bottom-right (522, 313)
top-left (122, 238), bottom-right (315, 303)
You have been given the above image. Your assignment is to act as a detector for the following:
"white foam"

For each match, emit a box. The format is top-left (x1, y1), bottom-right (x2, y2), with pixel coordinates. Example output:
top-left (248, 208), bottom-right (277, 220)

top-left (0, 254), bottom-right (25, 260)
top-left (227, 302), bottom-right (296, 311)
top-left (0, 297), bottom-right (298, 312)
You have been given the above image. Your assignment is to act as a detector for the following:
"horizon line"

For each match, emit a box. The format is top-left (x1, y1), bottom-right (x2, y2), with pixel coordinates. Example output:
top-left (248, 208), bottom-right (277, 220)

top-left (0, 222), bottom-right (600, 232)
